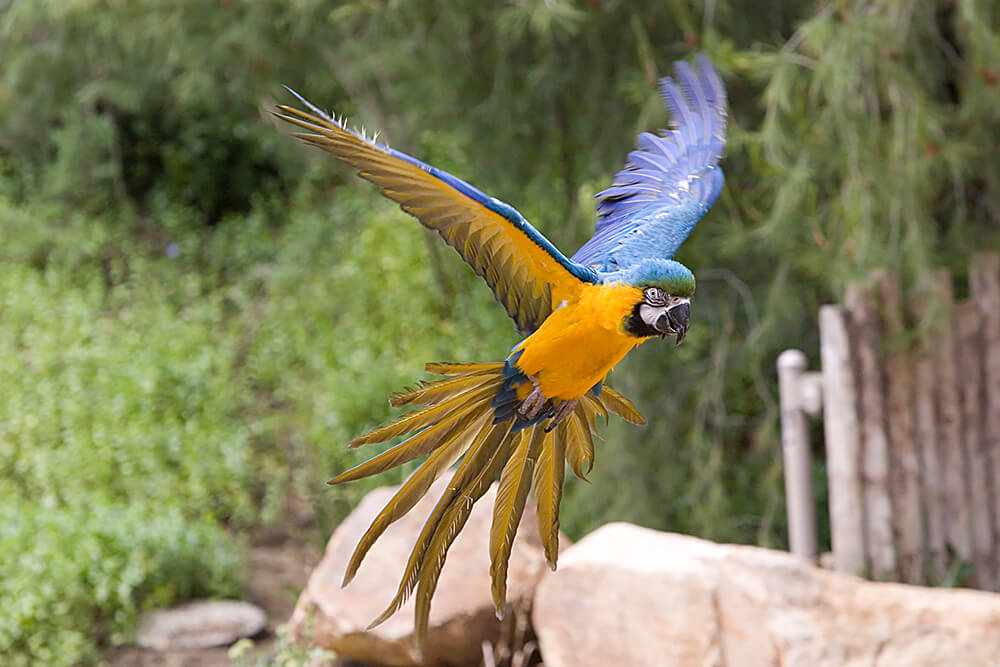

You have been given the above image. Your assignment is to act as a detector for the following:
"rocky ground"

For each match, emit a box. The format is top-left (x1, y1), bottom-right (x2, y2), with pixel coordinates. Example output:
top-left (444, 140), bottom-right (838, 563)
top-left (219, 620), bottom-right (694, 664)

top-left (106, 518), bottom-right (324, 667)
top-left (105, 476), bottom-right (1000, 667)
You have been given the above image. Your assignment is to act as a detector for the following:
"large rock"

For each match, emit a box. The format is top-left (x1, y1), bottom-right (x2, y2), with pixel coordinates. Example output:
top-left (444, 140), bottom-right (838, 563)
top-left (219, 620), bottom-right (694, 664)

top-left (534, 523), bottom-right (1000, 667)
top-left (288, 473), bottom-right (550, 666)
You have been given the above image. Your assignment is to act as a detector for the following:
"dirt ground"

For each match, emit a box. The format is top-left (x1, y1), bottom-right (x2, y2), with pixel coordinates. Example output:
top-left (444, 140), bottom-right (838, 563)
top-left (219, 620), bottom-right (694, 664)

top-left (107, 520), bottom-right (325, 667)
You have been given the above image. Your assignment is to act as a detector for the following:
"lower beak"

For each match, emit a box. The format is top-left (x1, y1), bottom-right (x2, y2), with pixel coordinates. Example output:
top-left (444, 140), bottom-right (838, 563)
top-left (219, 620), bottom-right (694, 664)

top-left (658, 302), bottom-right (689, 345)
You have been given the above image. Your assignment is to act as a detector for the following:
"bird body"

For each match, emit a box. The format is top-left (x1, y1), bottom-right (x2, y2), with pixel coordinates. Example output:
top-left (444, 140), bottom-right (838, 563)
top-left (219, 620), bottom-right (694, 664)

top-left (511, 281), bottom-right (645, 400)
top-left (275, 54), bottom-right (727, 649)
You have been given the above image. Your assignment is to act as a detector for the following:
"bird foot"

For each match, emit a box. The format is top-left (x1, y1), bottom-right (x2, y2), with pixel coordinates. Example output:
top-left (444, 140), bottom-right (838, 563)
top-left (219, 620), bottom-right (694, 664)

top-left (546, 398), bottom-right (578, 432)
top-left (517, 376), bottom-right (546, 421)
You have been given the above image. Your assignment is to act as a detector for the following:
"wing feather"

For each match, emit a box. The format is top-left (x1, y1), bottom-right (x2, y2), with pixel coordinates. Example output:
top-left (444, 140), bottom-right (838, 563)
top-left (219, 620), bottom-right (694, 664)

top-left (274, 97), bottom-right (597, 333)
top-left (572, 55), bottom-right (727, 272)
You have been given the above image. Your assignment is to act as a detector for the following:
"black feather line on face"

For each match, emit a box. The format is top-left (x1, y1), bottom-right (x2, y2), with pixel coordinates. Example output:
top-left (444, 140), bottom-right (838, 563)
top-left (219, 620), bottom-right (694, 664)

top-left (623, 302), bottom-right (662, 338)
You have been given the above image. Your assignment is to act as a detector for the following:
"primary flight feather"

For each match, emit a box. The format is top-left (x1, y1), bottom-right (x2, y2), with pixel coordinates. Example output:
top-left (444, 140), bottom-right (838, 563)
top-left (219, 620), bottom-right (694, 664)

top-left (274, 53), bottom-right (727, 648)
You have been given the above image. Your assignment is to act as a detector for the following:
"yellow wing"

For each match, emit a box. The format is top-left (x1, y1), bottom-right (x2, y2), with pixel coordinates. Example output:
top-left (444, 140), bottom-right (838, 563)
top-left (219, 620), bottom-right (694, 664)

top-left (274, 92), bottom-right (598, 334)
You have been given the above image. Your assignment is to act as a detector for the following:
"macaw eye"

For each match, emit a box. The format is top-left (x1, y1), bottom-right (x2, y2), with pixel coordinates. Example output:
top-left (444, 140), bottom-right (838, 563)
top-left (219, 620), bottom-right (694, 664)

top-left (643, 287), bottom-right (666, 305)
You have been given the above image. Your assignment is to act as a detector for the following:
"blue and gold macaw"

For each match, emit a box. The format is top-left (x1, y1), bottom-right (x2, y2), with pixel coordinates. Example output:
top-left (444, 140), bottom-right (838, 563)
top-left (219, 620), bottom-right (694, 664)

top-left (275, 55), bottom-right (726, 644)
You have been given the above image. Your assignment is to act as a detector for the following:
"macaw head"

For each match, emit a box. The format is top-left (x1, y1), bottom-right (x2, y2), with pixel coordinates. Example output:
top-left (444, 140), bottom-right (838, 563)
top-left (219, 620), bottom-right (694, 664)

top-left (622, 258), bottom-right (695, 344)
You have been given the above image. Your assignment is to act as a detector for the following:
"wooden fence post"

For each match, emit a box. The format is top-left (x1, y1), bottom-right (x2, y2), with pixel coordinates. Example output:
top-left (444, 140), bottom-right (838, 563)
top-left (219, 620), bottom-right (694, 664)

top-left (777, 349), bottom-right (818, 563)
top-left (819, 305), bottom-right (866, 575)
top-left (970, 252), bottom-right (1000, 575)
top-left (913, 352), bottom-right (947, 582)
top-left (910, 276), bottom-right (945, 582)
top-left (931, 270), bottom-right (972, 562)
top-left (845, 280), bottom-right (896, 580)
top-left (956, 300), bottom-right (994, 590)
top-left (878, 271), bottom-right (924, 584)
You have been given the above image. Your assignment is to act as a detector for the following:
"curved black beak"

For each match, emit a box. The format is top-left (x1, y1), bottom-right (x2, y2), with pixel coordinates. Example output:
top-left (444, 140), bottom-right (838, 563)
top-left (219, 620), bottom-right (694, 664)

top-left (654, 302), bottom-right (690, 345)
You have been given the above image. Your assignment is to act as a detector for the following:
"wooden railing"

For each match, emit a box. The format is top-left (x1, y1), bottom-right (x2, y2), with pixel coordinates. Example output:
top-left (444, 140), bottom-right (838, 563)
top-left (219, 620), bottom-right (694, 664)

top-left (778, 252), bottom-right (1000, 589)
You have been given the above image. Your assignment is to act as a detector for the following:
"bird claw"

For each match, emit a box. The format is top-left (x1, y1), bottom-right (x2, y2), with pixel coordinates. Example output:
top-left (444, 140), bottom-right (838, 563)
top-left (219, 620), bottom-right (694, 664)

top-left (546, 398), bottom-right (578, 432)
top-left (517, 376), bottom-right (546, 421)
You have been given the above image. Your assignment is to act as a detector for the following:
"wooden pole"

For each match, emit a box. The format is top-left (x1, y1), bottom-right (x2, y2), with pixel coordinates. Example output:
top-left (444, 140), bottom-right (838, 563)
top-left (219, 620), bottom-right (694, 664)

top-left (845, 281), bottom-right (896, 580)
top-left (777, 349), bottom-right (818, 563)
top-left (970, 252), bottom-right (1000, 576)
top-left (877, 271), bottom-right (924, 584)
top-left (913, 354), bottom-right (947, 582)
top-left (956, 300), bottom-right (994, 590)
top-left (819, 305), bottom-right (866, 575)
top-left (930, 270), bottom-right (971, 561)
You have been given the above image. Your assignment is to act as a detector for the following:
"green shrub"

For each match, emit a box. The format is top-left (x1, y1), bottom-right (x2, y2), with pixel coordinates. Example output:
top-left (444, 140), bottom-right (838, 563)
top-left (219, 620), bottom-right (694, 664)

top-left (0, 498), bottom-right (242, 667)
top-left (0, 190), bottom-right (517, 661)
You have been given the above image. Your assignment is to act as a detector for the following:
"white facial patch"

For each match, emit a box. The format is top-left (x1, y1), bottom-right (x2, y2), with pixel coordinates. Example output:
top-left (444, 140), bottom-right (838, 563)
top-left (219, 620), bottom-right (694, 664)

top-left (639, 303), bottom-right (666, 327)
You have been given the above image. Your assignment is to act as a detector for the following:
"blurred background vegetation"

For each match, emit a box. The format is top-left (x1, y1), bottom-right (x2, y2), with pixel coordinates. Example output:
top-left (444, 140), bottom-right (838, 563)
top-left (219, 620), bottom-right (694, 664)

top-left (1, 0), bottom-right (997, 663)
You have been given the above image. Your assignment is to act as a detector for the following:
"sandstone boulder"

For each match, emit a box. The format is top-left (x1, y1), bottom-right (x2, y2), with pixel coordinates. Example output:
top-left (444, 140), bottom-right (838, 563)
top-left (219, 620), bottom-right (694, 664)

top-left (534, 523), bottom-right (1000, 667)
top-left (288, 473), bottom-right (550, 666)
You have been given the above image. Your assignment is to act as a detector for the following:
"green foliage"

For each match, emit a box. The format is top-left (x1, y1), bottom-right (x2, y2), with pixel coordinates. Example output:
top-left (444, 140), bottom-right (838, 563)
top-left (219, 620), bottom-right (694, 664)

top-left (0, 498), bottom-right (242, 667)
top-left (229, 621), bottom-right (335, 666)
top-left (0, 190), bottom-right (514, 662)
top-left (751, 0), bottom-right (1000, 287)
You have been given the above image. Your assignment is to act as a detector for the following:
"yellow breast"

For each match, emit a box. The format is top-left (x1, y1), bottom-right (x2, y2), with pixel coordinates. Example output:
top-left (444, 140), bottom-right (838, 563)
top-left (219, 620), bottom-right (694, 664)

top-left (514, 282), bottom-right (647, 400)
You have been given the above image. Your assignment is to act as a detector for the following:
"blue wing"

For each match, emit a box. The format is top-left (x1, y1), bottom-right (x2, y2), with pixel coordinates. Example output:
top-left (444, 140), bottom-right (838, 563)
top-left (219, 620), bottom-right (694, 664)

top-left (572, 55), bottom-right (727, 273)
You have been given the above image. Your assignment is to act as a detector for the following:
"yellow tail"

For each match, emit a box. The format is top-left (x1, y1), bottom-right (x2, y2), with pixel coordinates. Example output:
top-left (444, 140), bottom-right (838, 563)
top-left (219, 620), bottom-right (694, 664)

top-left (328, 361), bottom-right (646, 645)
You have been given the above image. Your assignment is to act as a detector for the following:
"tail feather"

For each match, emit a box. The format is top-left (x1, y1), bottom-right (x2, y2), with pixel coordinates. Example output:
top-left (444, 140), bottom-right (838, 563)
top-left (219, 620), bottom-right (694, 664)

top-left (532, 428), bottom-right (564, 570)
top-left (340, 411), bottom-right (492, 586)
top-left (333, 361), bottom-right (645, 650)
top-left (390, 368), bottom-right (500, 407)
top-left (563, 411), bottom-right (595, 481)
top-left (412, 422), bottom-right (516, 644)
top-left (367, 419), bottom-right (512, 630)
top-left (424, 361), bottom-right (504, 375)
top-left (582, 391), bottom-right (609, 422)
top-left (331, 403), bottom-right (490, 484)
top-left (580, 395), bottom-right (603, 435)
top-left (347, 378), bottom-right (502, 447)
top-left (598, 385), bottom-right (647, 425)
top-left (489, 424), bottom-right (545, 618)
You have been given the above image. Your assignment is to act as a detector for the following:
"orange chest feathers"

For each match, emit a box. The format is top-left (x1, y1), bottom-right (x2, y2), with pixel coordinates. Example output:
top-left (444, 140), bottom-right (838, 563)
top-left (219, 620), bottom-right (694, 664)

top-left (513, 282), bottom-right (647, 400)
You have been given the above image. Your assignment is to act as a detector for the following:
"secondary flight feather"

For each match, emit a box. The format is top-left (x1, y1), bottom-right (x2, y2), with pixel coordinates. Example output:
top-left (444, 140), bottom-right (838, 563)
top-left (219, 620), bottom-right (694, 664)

top-left (274, 54), bottom-right (727, 650)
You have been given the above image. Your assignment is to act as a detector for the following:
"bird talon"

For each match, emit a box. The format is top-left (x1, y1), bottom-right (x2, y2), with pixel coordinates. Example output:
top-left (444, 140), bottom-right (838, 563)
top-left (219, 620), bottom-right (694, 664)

top-left (517, 375), bottom-right (546, 421)
top-left (546, 398), bottom-right (578, 432)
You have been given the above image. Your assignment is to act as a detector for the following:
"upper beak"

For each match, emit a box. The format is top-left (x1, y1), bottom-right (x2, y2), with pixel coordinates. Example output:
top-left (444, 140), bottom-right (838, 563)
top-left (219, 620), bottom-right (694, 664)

top-left (654, 302), bottom-right (690, 345)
